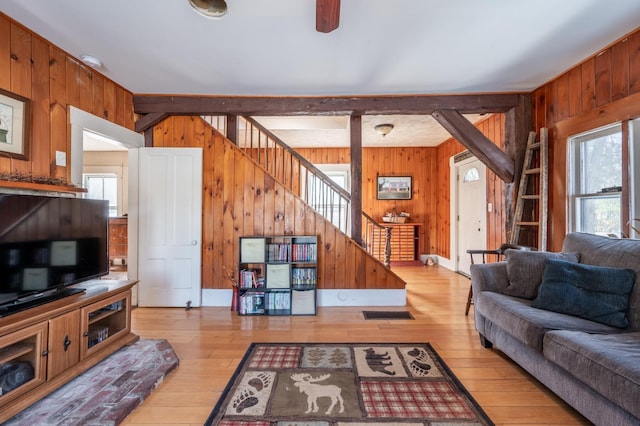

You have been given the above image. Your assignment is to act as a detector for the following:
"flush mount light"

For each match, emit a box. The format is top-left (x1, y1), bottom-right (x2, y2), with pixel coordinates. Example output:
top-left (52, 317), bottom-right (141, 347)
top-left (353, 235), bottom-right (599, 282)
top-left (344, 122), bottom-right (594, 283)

top-left (189, 0), bottom-right (228, 19)
top-left (374, 123), bottom-right (394, 137)
top-left (79, 54), bottom-right (104, 69)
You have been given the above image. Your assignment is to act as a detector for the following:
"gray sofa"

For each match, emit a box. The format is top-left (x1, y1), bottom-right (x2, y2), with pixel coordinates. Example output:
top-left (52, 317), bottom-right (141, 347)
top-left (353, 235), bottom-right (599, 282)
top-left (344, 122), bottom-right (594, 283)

top-left (470, 232), bottom-right (640, 425)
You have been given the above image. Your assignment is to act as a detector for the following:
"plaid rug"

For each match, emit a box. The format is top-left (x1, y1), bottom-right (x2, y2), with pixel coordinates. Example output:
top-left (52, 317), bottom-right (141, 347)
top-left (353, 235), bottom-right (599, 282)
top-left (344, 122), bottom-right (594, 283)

top-left (205, 342), bottom-right (493, 425)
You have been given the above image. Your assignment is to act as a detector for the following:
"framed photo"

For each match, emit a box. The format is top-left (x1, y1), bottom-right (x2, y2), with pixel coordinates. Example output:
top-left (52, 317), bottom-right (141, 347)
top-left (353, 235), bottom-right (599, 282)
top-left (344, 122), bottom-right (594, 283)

top-left (0, 89), bottom-right (30, 160)
top-left (377, 176), bottom-right (412, 200)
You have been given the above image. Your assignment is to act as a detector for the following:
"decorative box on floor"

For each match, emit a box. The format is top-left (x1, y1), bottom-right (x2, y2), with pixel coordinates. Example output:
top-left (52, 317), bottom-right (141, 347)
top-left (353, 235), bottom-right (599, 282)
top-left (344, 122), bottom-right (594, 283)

top-left (238, 236), bottom-right (317, 316)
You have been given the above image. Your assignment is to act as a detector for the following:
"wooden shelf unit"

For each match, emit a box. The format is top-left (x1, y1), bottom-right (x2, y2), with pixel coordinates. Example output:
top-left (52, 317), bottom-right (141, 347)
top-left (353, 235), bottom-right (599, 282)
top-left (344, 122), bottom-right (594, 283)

top-left (0, 280), bottom-right (138, 423)
top-left (238, 236), bottom-right (317, 316)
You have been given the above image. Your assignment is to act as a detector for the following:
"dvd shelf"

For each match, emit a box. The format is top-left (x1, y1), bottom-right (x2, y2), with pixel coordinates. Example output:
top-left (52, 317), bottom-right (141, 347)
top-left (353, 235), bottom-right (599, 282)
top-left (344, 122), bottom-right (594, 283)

top-left (238, 236), bottom-right (317, 316)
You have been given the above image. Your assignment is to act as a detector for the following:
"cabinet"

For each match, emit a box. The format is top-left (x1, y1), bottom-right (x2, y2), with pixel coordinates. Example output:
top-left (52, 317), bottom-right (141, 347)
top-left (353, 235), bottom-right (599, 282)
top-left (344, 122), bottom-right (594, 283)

top-left (109, 217), bottom-right (128, 264)
top-left (0, 280), bottom-right (138, 423)
top-left (368, 223), bottom-right (421, 264)
top-left (238, 236), bottom-right (317, 316)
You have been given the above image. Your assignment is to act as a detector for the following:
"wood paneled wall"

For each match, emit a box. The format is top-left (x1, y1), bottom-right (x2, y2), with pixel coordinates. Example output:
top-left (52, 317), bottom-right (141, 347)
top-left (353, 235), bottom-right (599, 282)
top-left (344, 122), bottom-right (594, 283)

top-left (0, 13), bottom-right (134, 185)
top-left (299, 114), bottom-right (506, 260)
top-left (435, 114), bottom-right (507, 258)
top-left (151, 115), bottom-right (406, 291)
top-left (532, 27), bottom-right (640, 250)
top-left (297, 146), bottom-right (439, 257)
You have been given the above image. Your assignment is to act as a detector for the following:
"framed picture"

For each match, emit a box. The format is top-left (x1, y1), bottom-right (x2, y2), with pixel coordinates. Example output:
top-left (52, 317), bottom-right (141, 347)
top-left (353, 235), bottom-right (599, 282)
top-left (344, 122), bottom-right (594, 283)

top-left (377, 176), bottom-right (412, 200)
top-left (0, 89), bottom-right (30, 160)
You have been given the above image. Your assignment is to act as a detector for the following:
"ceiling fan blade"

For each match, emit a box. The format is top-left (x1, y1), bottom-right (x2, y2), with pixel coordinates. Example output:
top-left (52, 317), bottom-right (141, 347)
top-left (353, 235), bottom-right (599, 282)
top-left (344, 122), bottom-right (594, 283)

top-left (316, 0), bottom-right (340, 33)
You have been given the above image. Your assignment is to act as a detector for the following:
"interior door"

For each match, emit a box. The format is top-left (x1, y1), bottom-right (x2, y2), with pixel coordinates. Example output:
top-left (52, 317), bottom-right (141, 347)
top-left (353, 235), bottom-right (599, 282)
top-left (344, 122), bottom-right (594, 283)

top-left (456, 158), bottom-right (487, 276)
top-left (137, 148), bottom-right (203, 307)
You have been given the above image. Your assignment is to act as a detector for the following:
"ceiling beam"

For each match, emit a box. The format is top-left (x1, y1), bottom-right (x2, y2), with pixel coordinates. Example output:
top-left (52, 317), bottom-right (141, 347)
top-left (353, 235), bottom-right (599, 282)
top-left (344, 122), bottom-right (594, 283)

top-left (133, 94), bottom-right (522, 116)
top-left (134, 112), bottom-right (170, 133)
top-left (316, 0), bottom-right (340, 33)
top-left (432, 109), bottom-right (515, 183)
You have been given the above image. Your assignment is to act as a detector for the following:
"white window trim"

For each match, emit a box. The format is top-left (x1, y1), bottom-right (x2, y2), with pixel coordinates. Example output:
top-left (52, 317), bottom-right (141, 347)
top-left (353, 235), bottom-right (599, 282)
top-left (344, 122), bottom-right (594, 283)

top-left (568, 123), bottom-right (622, 235)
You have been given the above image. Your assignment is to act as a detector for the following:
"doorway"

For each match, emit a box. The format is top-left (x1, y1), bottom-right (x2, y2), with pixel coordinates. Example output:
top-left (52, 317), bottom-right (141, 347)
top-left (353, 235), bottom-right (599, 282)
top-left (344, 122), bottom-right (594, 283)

top-left (451, 155), bottom-right (487, 276)
top-left (69, 107), bottom-right (144, 292)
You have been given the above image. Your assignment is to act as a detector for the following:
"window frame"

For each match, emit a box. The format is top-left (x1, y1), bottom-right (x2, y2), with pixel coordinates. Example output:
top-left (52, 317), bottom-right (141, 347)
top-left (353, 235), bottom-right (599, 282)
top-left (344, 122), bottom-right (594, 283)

top-left (568, 123), bottom-right (623, 236)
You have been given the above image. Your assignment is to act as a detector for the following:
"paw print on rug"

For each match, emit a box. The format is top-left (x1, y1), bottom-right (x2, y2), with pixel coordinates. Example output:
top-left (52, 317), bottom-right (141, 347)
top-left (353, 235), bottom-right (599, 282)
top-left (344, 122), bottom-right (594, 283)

top-left (232, 389), bottom-right (258, 413)
top-left (407, 348), bottom-right (431, 377)
top-left (248, 372), bottom-right (272, 391)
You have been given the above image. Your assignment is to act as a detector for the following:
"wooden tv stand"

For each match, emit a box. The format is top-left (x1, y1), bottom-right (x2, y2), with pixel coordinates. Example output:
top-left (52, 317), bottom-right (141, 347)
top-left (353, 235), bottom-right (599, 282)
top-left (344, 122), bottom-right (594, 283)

top-left (0, 280), bottom-right (139, 423)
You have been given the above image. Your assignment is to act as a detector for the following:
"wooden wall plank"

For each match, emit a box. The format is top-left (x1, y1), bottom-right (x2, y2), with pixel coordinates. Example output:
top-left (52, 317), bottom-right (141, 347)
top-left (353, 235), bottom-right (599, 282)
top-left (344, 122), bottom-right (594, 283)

top-left (629, 31), bottom-right (640, 94)
top-left (580, 58), bottom-right (596, 112)
top-left (30, 37), bottom-right (51, 178)
top-left (611, 38), bottom-right (630, 101)
top-left (556, 73), bottom-right (570, 121)
top-left (594, 49), bottom-right (612, 107)
top-left (92, 74), bottom-right (105, 120)
top-left (49, 47), bottom-right (67, 180)
top-left (567, 66), bottom-right (582, 117)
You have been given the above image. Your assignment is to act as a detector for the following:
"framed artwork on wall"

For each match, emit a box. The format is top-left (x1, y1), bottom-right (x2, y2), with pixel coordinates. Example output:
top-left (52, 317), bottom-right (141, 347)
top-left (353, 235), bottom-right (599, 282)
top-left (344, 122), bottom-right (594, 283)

top-left (376, 176), bottom-right (412, 200)
top-left (0, 89), bottom-right (30, 160)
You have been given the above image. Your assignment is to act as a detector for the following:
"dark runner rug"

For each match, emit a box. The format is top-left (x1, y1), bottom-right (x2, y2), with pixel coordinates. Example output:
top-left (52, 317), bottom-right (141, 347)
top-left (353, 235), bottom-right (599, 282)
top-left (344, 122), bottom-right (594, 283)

top-left (5, 339), bottom-right (179, 426)
top-left (205, 342), bottom-right (493, 425)
top-left (363, 310), bottom-right (415, 320)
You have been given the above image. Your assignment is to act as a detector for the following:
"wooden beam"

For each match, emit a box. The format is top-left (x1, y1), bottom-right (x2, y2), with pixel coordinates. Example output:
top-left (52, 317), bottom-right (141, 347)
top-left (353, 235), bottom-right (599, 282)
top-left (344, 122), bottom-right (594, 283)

top-left (504, 94), bottom-right (532, 238)
top-left (226, 114), bottom-right (237, 144)
top-left (133, 94), bottom-right (522, 116)
top-left (350, 114), bottom-right (363, 246)
top-left (135, 112), bottom-right (170, 133)
top-left (316, 0), bottom-right (340, 33)
top-left (432, 110), bottom-right (515, 182)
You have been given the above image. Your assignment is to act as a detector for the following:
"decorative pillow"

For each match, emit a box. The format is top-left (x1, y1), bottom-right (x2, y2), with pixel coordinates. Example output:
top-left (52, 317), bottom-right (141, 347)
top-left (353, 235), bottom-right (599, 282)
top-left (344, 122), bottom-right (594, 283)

top-left (504, 250), bottom-right (580, 299)
top-left (532, 258), bottom-right (636, 328)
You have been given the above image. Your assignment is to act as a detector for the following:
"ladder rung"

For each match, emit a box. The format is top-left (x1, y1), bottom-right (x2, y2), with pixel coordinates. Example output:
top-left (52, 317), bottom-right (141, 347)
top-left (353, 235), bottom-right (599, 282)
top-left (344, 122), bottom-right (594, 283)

top-left (516, 221), bottom-right (539, 226)
top-left (521, 194), bottom-right (540, 199)
top-left (524, 168), bottom-right (541, 175)
top-left (528, 142), bottom-right (541, 149)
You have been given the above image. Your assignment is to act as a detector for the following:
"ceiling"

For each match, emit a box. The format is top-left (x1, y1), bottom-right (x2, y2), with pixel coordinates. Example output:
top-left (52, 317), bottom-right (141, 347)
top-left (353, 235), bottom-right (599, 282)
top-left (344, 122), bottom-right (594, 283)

top-left (3, 0), bottom-right (640, 149)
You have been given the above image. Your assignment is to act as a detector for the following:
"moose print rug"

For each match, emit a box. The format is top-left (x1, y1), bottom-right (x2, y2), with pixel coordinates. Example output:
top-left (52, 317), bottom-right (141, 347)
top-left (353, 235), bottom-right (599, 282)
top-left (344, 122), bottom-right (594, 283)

top-left (205, 343), bottom-right (493, 425)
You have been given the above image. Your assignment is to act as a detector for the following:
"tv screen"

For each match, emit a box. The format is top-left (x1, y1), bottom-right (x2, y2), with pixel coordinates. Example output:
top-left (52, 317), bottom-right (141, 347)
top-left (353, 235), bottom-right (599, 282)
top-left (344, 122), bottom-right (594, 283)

top-left (0, 194), bottom-right (109, 306)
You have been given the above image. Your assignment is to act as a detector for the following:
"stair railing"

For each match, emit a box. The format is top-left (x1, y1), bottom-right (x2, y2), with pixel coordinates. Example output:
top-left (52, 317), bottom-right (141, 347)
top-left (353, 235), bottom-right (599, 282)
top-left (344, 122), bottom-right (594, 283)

top-left (202, 115), bottom-right (392, 264)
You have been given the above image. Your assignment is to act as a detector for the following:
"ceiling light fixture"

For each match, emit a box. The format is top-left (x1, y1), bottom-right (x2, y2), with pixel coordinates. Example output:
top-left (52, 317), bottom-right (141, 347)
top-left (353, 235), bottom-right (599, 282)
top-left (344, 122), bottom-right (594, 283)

top-left (374, 123), bottom-right (394, 137)
top-left (79, 54), bottom-right (104, 69)
top-left (189, 0), bottom-right (228, 19)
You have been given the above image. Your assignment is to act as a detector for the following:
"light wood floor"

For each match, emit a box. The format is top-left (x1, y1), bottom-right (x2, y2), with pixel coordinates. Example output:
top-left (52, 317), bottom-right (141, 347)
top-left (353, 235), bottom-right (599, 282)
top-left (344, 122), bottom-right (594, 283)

top-left (122, 265), bottom-right (590, 426)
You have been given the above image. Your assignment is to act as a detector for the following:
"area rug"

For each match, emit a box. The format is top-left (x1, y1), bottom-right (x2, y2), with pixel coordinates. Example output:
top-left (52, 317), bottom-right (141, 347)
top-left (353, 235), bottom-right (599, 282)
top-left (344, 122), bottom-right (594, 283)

top-left (5, 339), bottom-right (179, 426)
top-left (362, 310), bottom-right (414, 320)
top-left (205, 342), bottom-right (493, 425)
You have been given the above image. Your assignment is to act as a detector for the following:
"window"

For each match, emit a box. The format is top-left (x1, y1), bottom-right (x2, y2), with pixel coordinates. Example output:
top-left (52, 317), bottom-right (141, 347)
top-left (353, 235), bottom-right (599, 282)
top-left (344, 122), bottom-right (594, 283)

top-left (463, 167), bottom-right (480, 182)
top-left (569, 124), bottom-right (622, 237)
top-left (304, 165), bottom-right (350, 233)
top-left (84, 174), bottom-right (118, 217)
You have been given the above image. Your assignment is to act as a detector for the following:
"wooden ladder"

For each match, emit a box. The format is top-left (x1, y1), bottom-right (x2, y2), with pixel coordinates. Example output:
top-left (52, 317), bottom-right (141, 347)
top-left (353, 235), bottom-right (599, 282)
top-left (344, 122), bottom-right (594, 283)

top-left (510, 128), bottom-right (548, 250)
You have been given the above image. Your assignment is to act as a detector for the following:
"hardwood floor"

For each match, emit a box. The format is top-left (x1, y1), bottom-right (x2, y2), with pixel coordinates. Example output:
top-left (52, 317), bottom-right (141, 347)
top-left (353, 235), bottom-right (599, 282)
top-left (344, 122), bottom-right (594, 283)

top-left (122, 265), bottom-right (590, 426)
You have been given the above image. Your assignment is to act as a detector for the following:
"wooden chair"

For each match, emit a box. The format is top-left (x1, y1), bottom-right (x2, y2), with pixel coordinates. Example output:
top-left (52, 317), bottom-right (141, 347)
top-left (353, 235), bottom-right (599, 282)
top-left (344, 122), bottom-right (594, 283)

top-left (464, 243), bottom-right (536, 315)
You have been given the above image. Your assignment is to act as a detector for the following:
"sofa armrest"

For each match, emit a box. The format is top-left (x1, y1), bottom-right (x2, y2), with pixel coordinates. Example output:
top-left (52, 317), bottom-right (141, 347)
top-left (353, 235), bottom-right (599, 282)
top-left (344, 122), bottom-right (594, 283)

top-left (470, 262), bottom-right (509, 298)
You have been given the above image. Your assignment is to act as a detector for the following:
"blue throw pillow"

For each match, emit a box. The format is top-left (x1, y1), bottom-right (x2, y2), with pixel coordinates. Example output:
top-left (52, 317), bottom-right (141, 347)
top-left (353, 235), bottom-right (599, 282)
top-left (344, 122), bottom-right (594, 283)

top-left (532, 258), bottom-right (636, 328)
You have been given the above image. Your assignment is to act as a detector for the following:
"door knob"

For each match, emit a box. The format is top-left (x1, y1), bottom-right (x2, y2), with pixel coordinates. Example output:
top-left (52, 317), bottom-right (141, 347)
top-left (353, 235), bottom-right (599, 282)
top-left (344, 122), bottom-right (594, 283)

top-left (192, 240), bottom-right (198, 245)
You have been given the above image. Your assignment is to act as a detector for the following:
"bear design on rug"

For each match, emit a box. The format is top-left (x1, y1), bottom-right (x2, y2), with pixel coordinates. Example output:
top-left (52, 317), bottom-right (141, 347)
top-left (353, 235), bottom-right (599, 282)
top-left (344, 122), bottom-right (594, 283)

top-left (364, 348), bottom-right (396, 375)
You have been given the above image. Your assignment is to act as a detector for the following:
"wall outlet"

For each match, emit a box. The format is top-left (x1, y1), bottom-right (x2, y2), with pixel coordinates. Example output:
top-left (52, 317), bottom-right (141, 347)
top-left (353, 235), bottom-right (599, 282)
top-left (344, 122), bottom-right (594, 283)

top-left (55, 151), bottom-right (67, 167)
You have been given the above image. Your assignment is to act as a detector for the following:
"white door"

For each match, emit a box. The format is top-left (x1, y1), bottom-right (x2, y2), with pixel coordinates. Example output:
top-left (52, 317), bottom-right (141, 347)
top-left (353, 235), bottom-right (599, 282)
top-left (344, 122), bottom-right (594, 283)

top-left (456, 158), bottom-right (487, 276)
top-left (137, 147), bottom-right (203, 307)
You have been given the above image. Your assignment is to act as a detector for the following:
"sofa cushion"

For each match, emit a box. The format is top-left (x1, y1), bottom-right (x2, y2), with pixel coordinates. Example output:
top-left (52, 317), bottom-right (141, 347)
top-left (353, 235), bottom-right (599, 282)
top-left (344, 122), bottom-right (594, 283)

top-left (475, 291), bottom-right (618, 351)
top-left (504, 250), bottom-right (579, 299)
top-left (562, 233), bottom-right (640, 330)
top-left (532, 258), bottom-right (635, 328)
top-left (544, 330), bottom-right (640, 419)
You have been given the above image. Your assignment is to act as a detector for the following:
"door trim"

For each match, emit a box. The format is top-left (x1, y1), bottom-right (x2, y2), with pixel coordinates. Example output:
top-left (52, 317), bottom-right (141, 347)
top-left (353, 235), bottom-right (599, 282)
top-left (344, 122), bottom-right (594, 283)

top-left (449, 154), bottom-right (487, 273)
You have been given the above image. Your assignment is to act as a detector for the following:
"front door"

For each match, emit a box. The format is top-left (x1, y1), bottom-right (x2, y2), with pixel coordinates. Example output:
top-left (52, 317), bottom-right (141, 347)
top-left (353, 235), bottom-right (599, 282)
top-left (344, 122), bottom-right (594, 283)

top-left (137, 148), bottom-right (203, 307)
top-left (456, 157), bottom-right (487, 276)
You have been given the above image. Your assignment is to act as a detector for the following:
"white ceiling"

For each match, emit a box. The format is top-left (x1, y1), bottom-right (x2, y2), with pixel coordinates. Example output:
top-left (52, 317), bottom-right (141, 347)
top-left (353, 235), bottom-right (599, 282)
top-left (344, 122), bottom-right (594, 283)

top-left (3, 0), bottom-right (640, 148)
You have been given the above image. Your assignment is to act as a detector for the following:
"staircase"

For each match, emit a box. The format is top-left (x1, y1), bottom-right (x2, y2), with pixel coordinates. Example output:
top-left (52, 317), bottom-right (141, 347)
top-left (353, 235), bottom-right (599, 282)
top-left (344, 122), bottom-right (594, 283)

top-left (203, 115), bottom-right (395, 266)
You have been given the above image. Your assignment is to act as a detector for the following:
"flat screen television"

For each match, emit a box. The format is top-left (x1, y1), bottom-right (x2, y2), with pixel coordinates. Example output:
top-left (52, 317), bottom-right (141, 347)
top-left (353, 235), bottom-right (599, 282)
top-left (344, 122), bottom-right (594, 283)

top-left (0, 194), bottom-right (109, 314)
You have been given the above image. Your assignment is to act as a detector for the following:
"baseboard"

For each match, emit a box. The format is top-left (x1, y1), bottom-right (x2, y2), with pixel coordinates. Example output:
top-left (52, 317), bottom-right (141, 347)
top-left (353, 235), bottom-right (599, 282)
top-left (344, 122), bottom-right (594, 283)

top-left (201, 288), bottom-right (406, 307)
